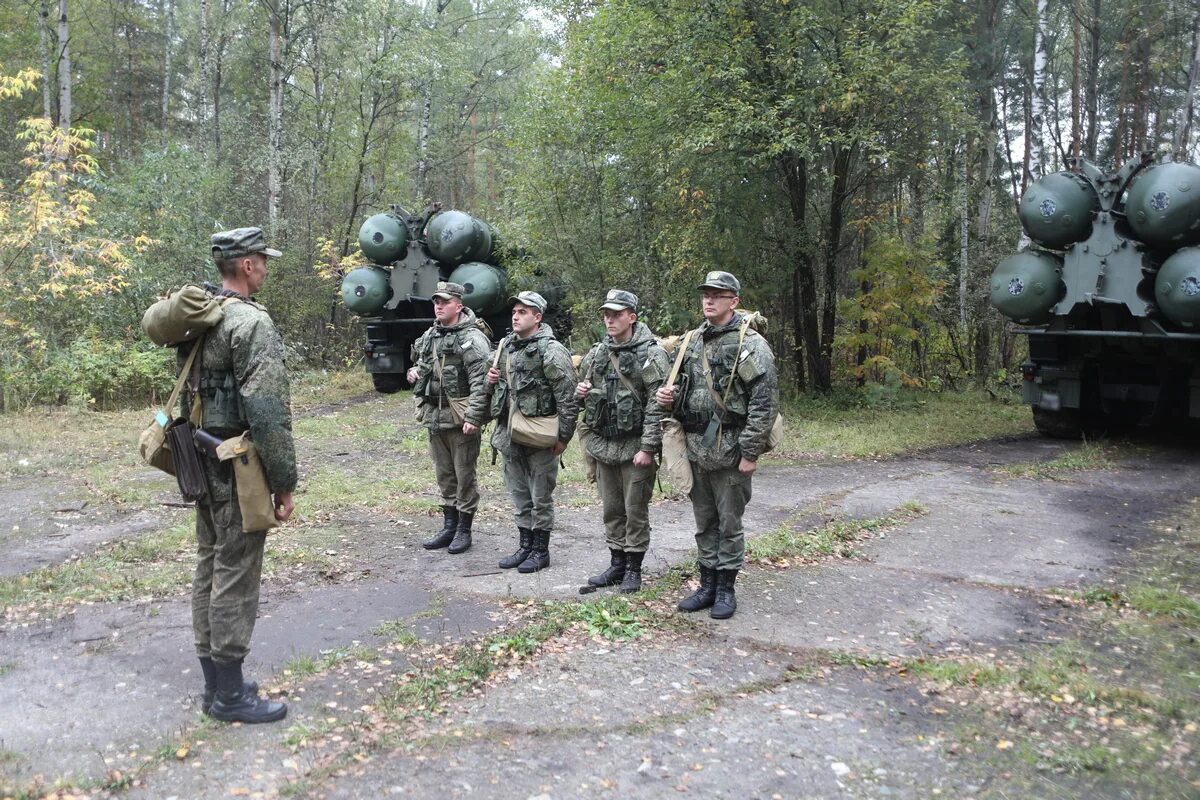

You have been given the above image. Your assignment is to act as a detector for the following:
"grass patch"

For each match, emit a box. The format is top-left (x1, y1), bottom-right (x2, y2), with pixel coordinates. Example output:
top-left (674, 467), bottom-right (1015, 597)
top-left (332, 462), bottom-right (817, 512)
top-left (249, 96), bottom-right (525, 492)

top-left (775, 390), bottom-right (1033, 459)
top-left (998, 440), bottom-right (1123, 480)
top-left (373, 620), bottom-right (422, 646)
top-left (747, 502), bottom-right (925, 564)
top-left (0, 521), bottom-right (194, 612)
top-left (299, 464), bottom-right (434, 514)
top-left (1125, 585), bottom-right (1200, 622)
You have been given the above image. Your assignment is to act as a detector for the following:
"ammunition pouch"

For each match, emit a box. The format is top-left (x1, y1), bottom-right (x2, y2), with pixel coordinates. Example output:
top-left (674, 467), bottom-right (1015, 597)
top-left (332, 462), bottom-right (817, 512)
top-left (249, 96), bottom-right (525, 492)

top-left (197, 370), bottom-right (246, 431)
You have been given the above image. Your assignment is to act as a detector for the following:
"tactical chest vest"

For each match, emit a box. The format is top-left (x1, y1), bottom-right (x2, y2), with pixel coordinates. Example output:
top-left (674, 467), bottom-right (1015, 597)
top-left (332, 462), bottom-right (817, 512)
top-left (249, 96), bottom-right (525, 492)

top-left (680, 328), bottom-right (751, 431)
top-left (583, 340), bottom-right (650, 438)
top-left (416, 328), bottom-right (472, 399)
top-left (492, 336), bottom-right (557, 419)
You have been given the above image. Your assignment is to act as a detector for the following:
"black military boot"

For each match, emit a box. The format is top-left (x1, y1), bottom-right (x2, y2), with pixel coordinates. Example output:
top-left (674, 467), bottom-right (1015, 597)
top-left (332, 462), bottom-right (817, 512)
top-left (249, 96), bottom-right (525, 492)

top-left (207, 660), bottom-right (287, 724)
top-left (499, 527), bottom-right (533, 569)
top-left (710, 569), bottom-right (739, 620)
top-left (587, 549), bottom-right (626, 587)
top-left (448, 511), bottom-right (473, 554)
top-left (518, 529), bottom-right (551, 573)
top-left (200, 656), bottom-right (258, 715)
top-left (423, 505), bottom-right (458, 549)
top-left (677, 565), bottom-right (717, 612)
top-left (619, 551), bottom-right (644, 594)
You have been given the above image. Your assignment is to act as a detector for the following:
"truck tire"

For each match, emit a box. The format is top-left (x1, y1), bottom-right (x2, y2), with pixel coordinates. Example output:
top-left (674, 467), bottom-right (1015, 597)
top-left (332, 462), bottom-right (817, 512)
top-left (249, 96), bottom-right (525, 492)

top-left (1032, 407), bottom-right (1083, 439)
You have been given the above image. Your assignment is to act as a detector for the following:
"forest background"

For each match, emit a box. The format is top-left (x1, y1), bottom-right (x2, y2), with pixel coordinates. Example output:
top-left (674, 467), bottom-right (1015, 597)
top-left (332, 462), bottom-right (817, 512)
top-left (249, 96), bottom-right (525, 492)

top-left (0, 0), bottom-right (1198, 410)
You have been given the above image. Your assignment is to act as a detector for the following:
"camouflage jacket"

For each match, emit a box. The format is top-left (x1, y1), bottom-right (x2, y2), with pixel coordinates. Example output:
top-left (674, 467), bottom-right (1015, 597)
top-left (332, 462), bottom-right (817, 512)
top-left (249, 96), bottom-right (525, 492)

top-left (410, 308), bottom-right (492, 431)
top-left (667, 312), bottom-right (778, 472)
top-left (578, 322), bottom-right (671, 465)
top-left (466, 323), bottom-right (578, 454)
top-left (181, 296), bottom-right (298, 494)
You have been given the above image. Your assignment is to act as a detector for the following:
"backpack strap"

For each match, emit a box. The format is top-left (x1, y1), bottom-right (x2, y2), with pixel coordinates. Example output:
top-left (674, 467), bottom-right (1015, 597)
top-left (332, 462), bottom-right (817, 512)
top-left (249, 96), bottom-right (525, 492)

top-left (667, 328), bottom-right (698, 386)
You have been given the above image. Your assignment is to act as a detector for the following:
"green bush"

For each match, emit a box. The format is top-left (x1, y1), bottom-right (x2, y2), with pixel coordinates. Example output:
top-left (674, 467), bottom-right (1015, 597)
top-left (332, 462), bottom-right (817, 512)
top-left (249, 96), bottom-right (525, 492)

top-left (0, 336), bottom-right (174, 411)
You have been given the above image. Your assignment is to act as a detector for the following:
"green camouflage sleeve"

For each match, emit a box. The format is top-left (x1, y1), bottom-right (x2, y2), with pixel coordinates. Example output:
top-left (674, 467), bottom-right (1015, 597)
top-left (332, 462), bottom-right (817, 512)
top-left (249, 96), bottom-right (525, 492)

top-left (410, 329), bottom-right (432, 383)
top-left (737, 333), bottom-right (779, 462)
top-left (639, 343), bottom-right (671, 453)
top-left (464, 341), bottom-right (502, 426)
top-left (462, 329), bottom-right (492, 397)
top-left (543, 341), bottom-right (579, 443)
top-left (231, 313), bottom-right (298, 493)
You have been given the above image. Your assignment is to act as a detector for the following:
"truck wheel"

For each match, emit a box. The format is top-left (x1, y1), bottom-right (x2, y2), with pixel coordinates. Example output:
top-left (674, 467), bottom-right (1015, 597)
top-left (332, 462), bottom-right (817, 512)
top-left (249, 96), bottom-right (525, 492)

top-left (1032, 407), bottom-right (1083, 439)
top-left (371, 372), bottom-right (408, 394)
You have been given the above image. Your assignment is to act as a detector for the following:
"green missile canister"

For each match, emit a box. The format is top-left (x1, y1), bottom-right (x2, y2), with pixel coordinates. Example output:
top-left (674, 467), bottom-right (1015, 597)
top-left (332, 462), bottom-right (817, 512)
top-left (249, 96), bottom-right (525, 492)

top-left (990, 250), bottom-right (1064, 324)
top-left (340, 265), bottom-right (392, 315)
top-left (1018, 171), bottom-right (1099, 249)
top-left (448, 262), bottom-right (508, 317)
top-left (1125, 162), bottom-right (1200, 250)
top-left (426, 210), bottom-right (497, 266)
top-left (359, 213), bottom-right (409, 265)
top-left (1154, 245), bottom-right (1200, 327)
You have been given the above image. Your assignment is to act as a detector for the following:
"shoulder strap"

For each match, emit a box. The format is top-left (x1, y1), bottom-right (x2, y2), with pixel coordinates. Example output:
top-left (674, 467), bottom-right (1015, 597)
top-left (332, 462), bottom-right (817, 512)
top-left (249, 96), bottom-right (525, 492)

top-left (718, 316), bottom-right (754, 411)
top-left (607, 350), bottom-right (638, 396)
top-left (667, 328), bottom-right (698, 386)
top-left (164, 336), bottom-right (204, 417)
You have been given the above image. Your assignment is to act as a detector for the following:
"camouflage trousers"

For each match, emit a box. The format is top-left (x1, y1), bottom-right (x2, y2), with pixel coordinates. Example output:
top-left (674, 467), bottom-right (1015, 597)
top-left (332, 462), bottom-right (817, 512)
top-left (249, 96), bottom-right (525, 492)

top-left (428, 427), bottom-right (482, 514)
top-left (689, 465), bottom-right (753, 571)
top-left (595, 459), bottom-right (657, 552)
top-left (193, 458), bottom-right (267, 666)
top-left (502, 444), bottom-right (560, 531)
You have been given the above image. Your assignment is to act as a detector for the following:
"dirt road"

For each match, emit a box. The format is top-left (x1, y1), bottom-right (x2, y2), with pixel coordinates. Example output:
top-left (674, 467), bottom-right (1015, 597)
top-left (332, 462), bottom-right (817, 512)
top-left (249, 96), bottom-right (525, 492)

top-left (1, 396), bottom-right (1196, 798)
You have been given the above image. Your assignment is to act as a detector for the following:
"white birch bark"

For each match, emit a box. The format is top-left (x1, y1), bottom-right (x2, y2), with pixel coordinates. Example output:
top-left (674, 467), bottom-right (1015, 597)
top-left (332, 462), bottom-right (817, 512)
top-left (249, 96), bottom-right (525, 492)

top-left (39, 1), bottom-right (52, 119)
top-left (1176, 10), bottom-right (1200, 160)
top-left (56, 0), bottom-right (71, 131)
top-left (267, 0), bottom-right (285, 234)
top-left (161, 0), bottom-right (175, 143)
top-left (199, 0), bottom-right (211, 146)
top-left (959, 144), bottom-right (969, 329)
top-left (1028, 0), bottom-right (1049, 179)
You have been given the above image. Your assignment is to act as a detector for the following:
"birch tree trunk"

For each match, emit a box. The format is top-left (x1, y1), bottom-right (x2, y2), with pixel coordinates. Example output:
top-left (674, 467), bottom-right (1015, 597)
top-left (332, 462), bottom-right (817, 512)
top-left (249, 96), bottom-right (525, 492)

top-left (56, 0), bottom-right (71, 132)
top-left (1085, 0), bottom-right (1101, 158)
top-left (161, 0), bottom-right (175, 144)
top-left (38, 1), bottom-right (52, 119)
top-left (267, 0), bottom-right (284, 234)
top-left (1028, 0), bottom-right (1049, 181)
top-left (199, 0), bottom-right (211, 147)
top-left (415, 87), bottom-right (432, 200)
top-left (959, 143), bottom-right (969, 329)
top-left (1072, 0), bottom-right (1083, 158)
top-left (1176, 10), bottom-right (1200, 160)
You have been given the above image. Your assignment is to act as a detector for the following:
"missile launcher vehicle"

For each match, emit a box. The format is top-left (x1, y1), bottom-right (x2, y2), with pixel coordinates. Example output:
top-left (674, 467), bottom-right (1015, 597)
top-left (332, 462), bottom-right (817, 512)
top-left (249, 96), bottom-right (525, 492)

top-left (990, 155), bottom-right (1200, 437)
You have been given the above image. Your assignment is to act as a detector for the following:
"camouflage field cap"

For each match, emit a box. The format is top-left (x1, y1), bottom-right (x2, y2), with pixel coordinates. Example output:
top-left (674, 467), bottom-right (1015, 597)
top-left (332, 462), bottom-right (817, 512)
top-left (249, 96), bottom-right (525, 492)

top-left (211, 227), bottom-right (282, 261)
top-left (432, 281), bottom-right (465, 300)
top-left (600, 289), bottom-right (638, 312)
top-left (510, 290), bottom-right (548, 313)
top-left (697, 270), bottom-right (740, 294)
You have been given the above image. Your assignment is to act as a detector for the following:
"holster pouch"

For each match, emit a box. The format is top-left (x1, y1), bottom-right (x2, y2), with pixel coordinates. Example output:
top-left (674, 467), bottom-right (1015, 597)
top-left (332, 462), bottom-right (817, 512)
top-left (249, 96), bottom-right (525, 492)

top-left (215, 433), bottom-right (279, 533)
top-left (165, 418), bottom-right (207, 502)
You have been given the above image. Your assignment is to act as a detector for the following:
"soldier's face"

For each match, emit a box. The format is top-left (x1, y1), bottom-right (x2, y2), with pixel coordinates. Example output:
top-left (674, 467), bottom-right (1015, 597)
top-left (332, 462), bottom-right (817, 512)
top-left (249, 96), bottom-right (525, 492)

top-left (511, 304), bottom-right (541, 337)
top-left (602, 308), bottom-right (636, 341)
top-left (245, 254), bottom-right (269, 294)
top-left (701, 290), bottom-right (739, 324)
top-left (433, 296), bottom-right (463, 325)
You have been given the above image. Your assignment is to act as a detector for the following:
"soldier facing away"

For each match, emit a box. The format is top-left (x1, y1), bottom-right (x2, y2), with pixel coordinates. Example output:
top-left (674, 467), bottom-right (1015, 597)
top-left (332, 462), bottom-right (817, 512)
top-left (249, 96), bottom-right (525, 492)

top-left (655, 271), bottom-right (778, 620)
top-left (465, 291), bottom-right (578, 572)
top-left (186, 227), bottom-right (297, 722)
top-left (574, 289), bottom-right (671, 593)
top-left (406, 282), bottom-right (493, 554)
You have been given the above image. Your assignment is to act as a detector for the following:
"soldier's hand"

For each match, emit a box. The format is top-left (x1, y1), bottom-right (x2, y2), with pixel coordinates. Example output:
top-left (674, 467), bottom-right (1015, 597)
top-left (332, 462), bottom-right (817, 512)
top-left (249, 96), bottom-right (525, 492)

top-left (274, 491), bottom-right (296, 522)
top-left (655, 385), bottom-right (675, 408)
top-left (575, 380), bottom-right (592, 399)
top-left (738, 457), bottom-right (757, 476)
top-left (462, 421), bottom-right (479, 435)
top-left (406, 367), bottom-right (419, 385)
top-left (552, 440), bottom-right (567, 456)
top-left (633, 450), bottom-right (653, 467)
top-left (486, 367), bottom-right (500, 385)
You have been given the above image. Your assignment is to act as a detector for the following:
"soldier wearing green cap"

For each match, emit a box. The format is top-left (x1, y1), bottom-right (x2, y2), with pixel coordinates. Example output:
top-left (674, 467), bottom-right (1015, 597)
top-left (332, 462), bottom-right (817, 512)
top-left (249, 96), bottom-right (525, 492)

top-left (655, 270), bottom-right (778, 620)
top-left (465, 291), bottom-right (578, 572)
top-left (406, 281), bottom-right (493, 554)
top-left (183, 226), bottom-right (295, 723)
top-left (574, 289), bottom-right (670, 592)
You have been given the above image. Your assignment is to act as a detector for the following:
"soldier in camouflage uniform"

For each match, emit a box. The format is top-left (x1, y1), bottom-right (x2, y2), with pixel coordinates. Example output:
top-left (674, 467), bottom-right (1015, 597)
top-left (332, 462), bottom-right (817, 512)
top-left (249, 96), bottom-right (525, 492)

top-left (574, 289), bottom-right (670, 593)
top-left (465, 291), bottom-right (577, 573)
top-left (406, 282), bottom-right (492, 554)
top-left (655, 271), bottom-right (778, 620)
top-left (183, 227), bottom-right (296, 723)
